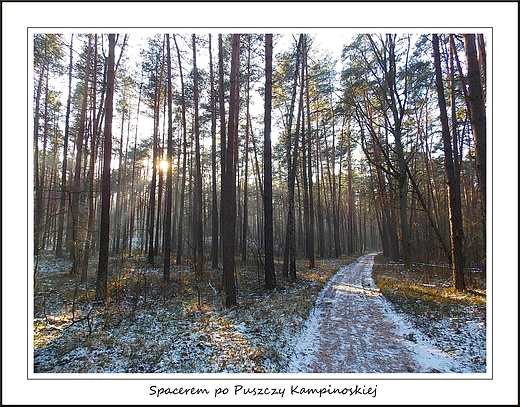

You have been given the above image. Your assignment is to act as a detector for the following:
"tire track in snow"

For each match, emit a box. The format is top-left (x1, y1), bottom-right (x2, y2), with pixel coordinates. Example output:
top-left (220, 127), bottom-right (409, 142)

top-left (286, 253), bottom-right (464, 373)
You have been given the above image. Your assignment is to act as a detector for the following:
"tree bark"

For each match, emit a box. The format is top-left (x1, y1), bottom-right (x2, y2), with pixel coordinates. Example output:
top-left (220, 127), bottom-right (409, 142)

top-left (81, 34), bottom-right (98, 283)
top-left (221, 34), bottom-right (240, 307)
top-left (304, 37), bottom-right (315, 268)
top-left (263, 34), bottom-right (276, 289)
top-left (315, 116), bottom-right (325, 258)
top-left (163, 34), bottom-right (174, 281)
top-left (95, 33), bottom-right (116, 303)
top-left (432, 34), bottom-right (466, 292)
top-left (283, 34), bottom-right (303, 280)
top-left (218, 34), bottom-right (227, 279)
top-left (70, 34), bottom-right (92, 276)
top-left (192, 34), bottom-right (204, 304)
top-left (147, 39), bottom-right (165, 266)
top-left (174, 35), bottom-right (187, 266)
top-left (209, 34), bottom-right (219, 269)
top-left (34, 38), bottom-right (47, 259)
top-left (241, 36), bottom-right (252, 262)
top-left (463, 34), bottom-right (486, 269)
top-left (56, 34), bottom-right (74, 258)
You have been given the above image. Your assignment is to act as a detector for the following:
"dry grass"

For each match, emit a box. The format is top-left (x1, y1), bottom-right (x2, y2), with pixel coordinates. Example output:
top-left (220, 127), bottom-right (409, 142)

top-left (372, 254), bottom-right (486, 322)
top-left (33, 251), bottom-right (361, 373)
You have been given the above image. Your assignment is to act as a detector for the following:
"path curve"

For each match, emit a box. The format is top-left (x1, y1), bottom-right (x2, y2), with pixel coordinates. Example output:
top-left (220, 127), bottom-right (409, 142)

top-left (286, 253), bottom-right (463, 373)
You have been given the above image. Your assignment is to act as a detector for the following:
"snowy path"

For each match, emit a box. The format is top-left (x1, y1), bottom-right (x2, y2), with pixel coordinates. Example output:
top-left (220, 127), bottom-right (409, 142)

top-left (286, 253), bottom-right (464, 373)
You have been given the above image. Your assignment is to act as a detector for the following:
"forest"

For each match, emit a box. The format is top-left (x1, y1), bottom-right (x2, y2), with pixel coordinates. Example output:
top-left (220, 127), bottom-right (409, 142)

top-left (32, 32), bottom-right (487, 373)
top-left (33, 32), bottom-right (486, 299)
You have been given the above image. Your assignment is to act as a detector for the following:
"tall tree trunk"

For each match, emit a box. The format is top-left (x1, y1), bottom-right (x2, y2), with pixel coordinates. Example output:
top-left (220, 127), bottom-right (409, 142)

top-left (283, 34), bottom-right (303, 279)
top-left (209, 34), bottom-right (219, 269)
top-left (192, 34), bottom-right (204, 305)
top-left (218, 34), bottom-right (227, 279)
top-left (70, 34), bottom-right (92, 276)
top-left (330, 100), bottom-right (341, 258)
top-left (163, 34), bottom-right (174, 281)
top-left (34, 38), bottom-right (47, 259)
top-left (95, 33), bottom-right (116, 303)
top-left (263, 34), bottom-right (276, 289)
top-left (241, 37), bottom-right (251, 262)
top-left (56, 34), bottom-right (74, 258)
top-left (300, 36), bottom-right (311, 266)
top-left (315, 117), bottom-right (325, 258)
top-left (148, 38), bottom-right (165, 265)
top-left (346, 129), bottom-right (357, 255)
top-left (113, 86), bottom-right (126, 255)
top-left (174, 35), bottom-right (188, 265)
top-left (304, 38), bottom-right (315, 268)
top-left (288, 37), bottom-right (305, 280)
top-left (463, 34), bottom-right (487, 270)
top-left (128, 75), bottom-right (143, 257)
top-left (432, 34), bottom-right (466, 292)
top-left (81, 34), bottom-right (98, 283)
top-left (192, 34), bottom-right (203, 259)
top-left (221, 34), bottom-right (240, 307)
top-left (39, 70), bottom-right (49, 251)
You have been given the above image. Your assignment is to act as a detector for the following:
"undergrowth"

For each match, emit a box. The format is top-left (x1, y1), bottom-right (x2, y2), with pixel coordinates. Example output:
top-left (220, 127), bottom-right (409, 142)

top-left (372, 253), bottom-right (486, 324)
top-left (33, 250), bottom-right (361, 373)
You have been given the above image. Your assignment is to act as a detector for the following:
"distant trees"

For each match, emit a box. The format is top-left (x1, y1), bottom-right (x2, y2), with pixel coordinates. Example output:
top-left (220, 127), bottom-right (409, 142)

top-left (33, 34), bottom-right (64, 259)
top-left (33, 31), bottom-right (486, 304)
top-left (341, 33), bottom-right (486, 290)
top-left (342, 34), bottom-right (414, 268)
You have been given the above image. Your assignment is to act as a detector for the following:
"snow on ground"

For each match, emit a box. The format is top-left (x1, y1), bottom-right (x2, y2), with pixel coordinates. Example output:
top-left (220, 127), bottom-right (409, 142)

top-left (285, 253), bottom-right (484, 373)
top-left (33, 253), bottom-right (486, 374)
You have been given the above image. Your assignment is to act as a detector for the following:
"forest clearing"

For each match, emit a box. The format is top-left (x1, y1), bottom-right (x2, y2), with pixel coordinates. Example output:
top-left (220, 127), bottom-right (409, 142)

top-left (31, 31), bottom-right (488, 375)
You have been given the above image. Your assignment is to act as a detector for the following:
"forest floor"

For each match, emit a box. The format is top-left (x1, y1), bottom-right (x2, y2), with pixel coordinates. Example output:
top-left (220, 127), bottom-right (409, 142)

top-left (33, 250), bottom-right (486, 374)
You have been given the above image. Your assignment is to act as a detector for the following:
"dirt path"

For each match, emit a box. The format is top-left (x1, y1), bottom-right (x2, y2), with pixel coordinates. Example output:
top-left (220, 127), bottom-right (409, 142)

top-left (286, 253), bottom-right (463, 373)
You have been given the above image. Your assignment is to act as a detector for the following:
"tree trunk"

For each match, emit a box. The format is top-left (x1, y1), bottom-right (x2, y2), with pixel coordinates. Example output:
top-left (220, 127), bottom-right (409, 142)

top-left (241, 37), bottom-right (251, 262)
top-left (192, 34), bottom-right (204, 304)
top-left (263, 34), bottom-right (276, 289)
top-left (148, 38), bottom-right (165, 265)
top-left (209, 34), bottom-right (219, 269)
top-left (330, 101), bottom-right (341, 258)
top-left (346, 130), bottom-right (357, 255)
top-left (81, 34), bottom-right (98, 283)
top-left (95, 33), bottom-right (116, 303)
top-left (463, 34), bottom-right (486, 269)
top-left (34, 38), bottom-right (47, 259)
top-left (221, 34), bottom-right (240, 307)
top-left (70, 34), bottom-right (92, 276)
top-left (163, 34), bottom-right (174, 281)
top-left (128, 76), bottom-right (143, 257)
top-left (283, 34), bottom-right (303, 280)
top-left (300, 36), bottom-right (312, 267)
top-left (432, 34), bottom-right (466, 292)
top-left (315, 117), bottom-right (325, 258)
top-left (218, 34), bottom-right (227, 280)
top-left (39, 70), bottom-right (49, 252)
top-left (174, 35), bottom-right (187, 266)
top-left (304, 38), bottom-right (315, 268)
top-left (56, 34), bottom-right (74, 258)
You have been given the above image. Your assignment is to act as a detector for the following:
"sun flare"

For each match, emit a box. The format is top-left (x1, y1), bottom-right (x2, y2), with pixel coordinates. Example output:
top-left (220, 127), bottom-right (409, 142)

top-left (159, 160), bottom-right (169, 171)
